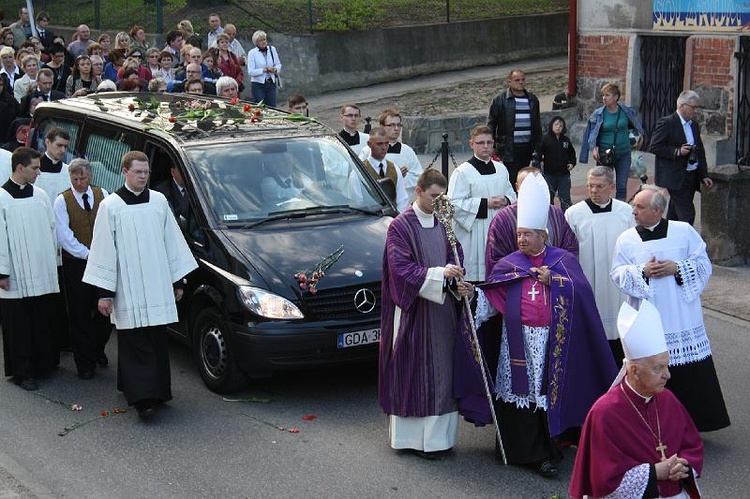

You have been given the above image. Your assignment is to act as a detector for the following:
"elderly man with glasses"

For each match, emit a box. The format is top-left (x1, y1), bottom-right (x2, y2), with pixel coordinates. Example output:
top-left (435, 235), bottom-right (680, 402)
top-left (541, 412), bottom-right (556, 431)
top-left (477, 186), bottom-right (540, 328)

top-left (649, 90), bottom-right (713, 226)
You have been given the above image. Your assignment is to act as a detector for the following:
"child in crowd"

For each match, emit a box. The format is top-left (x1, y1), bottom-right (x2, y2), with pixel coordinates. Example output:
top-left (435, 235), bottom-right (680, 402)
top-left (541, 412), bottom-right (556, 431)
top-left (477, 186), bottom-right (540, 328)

top-left (535, 115), bottom-right (576, 211)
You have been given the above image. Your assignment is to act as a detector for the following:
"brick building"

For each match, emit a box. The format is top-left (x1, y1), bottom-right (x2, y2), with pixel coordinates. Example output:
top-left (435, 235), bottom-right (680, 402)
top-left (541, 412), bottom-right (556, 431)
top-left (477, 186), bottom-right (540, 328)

top-left (573, 0), bottom-right (750, 165)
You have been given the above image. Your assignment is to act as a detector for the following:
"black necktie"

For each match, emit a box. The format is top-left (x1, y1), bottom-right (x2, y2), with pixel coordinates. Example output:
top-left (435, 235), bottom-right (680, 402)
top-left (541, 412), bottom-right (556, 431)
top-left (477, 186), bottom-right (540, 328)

top-left (82, 192), bottom-right (91, 211)
top-left (378, 162), bottom-right (385, 178)
top-left (39, 30), bottom-right (44, 38)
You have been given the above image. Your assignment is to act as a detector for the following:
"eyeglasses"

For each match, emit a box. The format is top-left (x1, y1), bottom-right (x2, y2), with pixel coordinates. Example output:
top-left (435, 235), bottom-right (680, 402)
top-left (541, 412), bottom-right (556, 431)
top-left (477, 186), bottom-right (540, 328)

top-left (131, 54), bottom-right (142, 58)
top-left (148, 54), bottom-right (159, 59)
top-left (682, 103), bottom-right (699, 110)
top-left (384, 123), bottom-right (402, 128)
top-left (341, 114), bottom-right (359, 118)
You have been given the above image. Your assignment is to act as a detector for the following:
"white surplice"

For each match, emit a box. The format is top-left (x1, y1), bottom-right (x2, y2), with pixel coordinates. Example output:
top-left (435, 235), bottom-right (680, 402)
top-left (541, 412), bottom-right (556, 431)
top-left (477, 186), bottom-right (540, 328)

top-left (610, 221), bottom-right (712, 365)
top-left (447, 160), bottom-right (515, 281)
top-left (82, 190), bottom-right (198, 329)
top-left (0, 187), bottom-right (59, 298)
top-left (565, 199), bottom-right (634, 339)
top-left (35, 163), bottom-right (70, 200)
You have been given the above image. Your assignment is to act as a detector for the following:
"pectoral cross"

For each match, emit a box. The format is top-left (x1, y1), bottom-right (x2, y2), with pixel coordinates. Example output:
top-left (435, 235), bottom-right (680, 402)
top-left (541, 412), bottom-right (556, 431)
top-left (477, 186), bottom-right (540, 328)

top-left (527, 283), bottom-right (540, 301)
top-left (656, 442), bottom-right (668, 461)
top-left (551, 275), bottom-right (569, 288)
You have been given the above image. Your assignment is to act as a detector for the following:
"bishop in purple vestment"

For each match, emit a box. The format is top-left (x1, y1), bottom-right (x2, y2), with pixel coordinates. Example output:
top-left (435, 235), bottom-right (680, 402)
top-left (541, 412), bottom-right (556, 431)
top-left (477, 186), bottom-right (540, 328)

top-left (457, 172), bottom-right (615, 477)
top-left (379, 170), bottom-right (473, 458)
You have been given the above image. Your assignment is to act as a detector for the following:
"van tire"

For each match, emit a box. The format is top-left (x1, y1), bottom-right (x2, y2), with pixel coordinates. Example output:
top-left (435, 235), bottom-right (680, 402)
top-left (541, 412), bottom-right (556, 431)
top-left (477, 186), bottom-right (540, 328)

top-left (193, 308), bottom-right (245, 394)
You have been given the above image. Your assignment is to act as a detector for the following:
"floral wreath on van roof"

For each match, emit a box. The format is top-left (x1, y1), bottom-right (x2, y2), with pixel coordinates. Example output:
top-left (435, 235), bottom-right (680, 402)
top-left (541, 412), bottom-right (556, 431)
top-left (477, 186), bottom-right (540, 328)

top-left (116, 95), bottom-right (313, 136)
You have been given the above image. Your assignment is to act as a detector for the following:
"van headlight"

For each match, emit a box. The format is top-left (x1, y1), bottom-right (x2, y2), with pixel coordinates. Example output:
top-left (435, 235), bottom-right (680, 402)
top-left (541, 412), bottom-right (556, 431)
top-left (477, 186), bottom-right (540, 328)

top-left (237, 285), bottom-right (304, 320)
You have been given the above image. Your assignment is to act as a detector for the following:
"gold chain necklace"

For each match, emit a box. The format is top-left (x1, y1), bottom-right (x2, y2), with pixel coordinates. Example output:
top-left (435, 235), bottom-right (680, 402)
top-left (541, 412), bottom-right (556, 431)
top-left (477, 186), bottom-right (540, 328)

top-left (620, 383), bottom-right (667, 461)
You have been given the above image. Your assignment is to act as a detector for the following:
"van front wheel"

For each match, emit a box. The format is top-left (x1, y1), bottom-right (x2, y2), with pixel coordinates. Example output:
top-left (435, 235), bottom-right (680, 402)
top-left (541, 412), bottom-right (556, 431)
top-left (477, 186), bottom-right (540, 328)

top-left (193, 308), bottom-right (244, 394)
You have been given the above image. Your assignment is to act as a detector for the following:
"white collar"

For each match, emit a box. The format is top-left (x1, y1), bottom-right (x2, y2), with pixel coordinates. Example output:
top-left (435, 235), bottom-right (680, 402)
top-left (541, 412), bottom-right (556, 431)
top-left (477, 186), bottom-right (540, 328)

top-left (412, 201), bottom-right (435, 228)
top-left (124, 183), bottom-right (145, 196)
top-left (645, 220), bottom-right (661, 231)
top-left (592, 198), bottom-right (611, 208)
top-left (367, 157), bottom-right (385, 168)
top-left (678, 113), bottom-right (691, 127)
top-left (10, 177), bottom-right (28, 189)
top-left (473, 154), bottom-right (492, 164)
top-left (625, 377), bottom-right (653, 403)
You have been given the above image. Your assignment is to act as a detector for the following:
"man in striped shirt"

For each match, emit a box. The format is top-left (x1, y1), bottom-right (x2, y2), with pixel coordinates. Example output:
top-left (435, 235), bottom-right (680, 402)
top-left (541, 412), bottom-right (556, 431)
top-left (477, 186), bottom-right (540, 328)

top-left (487, 69), bottom-right (542, 190)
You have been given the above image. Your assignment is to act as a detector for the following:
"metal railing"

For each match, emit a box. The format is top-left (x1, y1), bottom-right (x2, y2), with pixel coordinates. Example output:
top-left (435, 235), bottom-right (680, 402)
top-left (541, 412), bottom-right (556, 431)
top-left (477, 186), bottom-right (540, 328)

top-left (0, 0), bottom-right (568, 35)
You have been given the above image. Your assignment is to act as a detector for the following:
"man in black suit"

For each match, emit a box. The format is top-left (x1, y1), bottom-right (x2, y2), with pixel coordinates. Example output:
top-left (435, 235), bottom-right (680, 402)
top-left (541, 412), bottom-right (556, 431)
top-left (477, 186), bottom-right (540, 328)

top-left (650, 90), bottom-right (713, 226)
top-left (19, 68), bottom-right (64, 115)
top-left (154, 165), bottom-right (189, 219)
top-left (35, 12), bottom-right (56, 50)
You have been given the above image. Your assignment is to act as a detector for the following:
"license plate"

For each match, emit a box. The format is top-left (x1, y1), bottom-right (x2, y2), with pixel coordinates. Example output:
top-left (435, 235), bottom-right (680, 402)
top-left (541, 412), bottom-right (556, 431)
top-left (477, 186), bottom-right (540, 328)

top-left (337, 328), bottom-right (380, 348)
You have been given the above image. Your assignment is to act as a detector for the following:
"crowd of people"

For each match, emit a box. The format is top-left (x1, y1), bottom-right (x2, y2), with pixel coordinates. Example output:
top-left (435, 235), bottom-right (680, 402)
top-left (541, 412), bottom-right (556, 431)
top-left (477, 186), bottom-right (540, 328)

top-left (0, 8), bottom-right (732, 496)
top-left (0, 10), bottom-right (283, 144)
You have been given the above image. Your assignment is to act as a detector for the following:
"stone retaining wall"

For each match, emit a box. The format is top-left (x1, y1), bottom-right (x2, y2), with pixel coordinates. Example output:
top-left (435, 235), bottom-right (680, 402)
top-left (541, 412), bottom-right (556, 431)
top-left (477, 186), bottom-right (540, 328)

top-left (403, 107), bottom-right (581, 156)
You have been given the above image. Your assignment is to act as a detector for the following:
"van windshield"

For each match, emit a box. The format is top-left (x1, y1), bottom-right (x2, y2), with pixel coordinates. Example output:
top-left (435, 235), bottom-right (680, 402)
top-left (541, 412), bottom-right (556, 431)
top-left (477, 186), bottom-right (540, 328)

top-left (186, 137), bottom-right (388, 223)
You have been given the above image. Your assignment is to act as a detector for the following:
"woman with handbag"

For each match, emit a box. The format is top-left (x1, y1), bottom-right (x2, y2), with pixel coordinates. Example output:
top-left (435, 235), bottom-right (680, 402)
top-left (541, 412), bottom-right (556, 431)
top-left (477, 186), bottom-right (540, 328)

top-left (579, 83), bottom-right (645, 201)
top-left (248, 30), bottom-right (282, 107)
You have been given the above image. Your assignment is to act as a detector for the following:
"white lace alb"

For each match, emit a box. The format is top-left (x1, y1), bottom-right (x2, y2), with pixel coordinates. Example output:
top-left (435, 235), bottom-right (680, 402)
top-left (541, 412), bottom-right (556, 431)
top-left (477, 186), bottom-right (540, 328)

top-left (495, 324), bottom-right (548, 410)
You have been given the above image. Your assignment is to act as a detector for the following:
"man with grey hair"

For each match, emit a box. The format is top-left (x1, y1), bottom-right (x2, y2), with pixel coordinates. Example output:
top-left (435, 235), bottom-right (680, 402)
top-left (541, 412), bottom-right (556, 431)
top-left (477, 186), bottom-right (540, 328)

top-left (650, 90), bottom-right (713, 225)
top-left (53, 158), bottom-right (111, 379)
top-left (215, 75), bottom-right (239, 99)
top-left (565, 166), bottom-right (634, 364)
top-left (611, 184), bottom-right (729, 432)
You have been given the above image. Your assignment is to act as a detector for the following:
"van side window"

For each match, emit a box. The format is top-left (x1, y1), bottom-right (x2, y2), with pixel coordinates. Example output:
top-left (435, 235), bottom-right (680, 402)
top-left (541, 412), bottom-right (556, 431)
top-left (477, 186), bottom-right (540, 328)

top-left (82, 127), bottom-right (138, 193)
top-left (34, 118), bottom-right (81, 163)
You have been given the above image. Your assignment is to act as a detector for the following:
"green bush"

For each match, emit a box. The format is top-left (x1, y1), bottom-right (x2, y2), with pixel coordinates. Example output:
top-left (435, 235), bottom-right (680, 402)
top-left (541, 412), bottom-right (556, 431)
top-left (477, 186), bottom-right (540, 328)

top-left (313, 0), bottom-right (386, 31)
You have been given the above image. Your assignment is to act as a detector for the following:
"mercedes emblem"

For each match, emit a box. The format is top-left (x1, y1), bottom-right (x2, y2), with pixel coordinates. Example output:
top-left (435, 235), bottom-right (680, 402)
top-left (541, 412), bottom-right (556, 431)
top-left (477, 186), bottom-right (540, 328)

top-left (353, 288), bottom-right (376, 314)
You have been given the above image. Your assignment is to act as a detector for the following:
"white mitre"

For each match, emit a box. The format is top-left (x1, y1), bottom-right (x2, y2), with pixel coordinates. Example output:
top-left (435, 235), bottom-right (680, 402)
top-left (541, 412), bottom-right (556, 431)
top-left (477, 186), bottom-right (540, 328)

top-left (516, 171), bottom-right (549, 230)
top-left (617, 300), bottom-right (668, 361)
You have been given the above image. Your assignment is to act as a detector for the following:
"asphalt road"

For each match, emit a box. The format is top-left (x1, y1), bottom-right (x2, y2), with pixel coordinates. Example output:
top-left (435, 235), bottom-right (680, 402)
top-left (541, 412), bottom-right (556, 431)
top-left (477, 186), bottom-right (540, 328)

top-left (0, 307), bottom-right (748, 499)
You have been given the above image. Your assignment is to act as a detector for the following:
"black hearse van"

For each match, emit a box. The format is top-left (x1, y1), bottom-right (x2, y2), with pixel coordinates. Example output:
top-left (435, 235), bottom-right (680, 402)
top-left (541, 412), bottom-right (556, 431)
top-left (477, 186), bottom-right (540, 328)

top-left (31, 93), bottom-right (395, 393)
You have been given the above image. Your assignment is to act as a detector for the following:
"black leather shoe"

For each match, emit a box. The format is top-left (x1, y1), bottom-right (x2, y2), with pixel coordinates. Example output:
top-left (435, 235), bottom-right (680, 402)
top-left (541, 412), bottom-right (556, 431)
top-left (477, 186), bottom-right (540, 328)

top-left (78, 370), bottom-right (95, 380)
top-left (135, 401), bottom-right (155, 419)
top-left (97, 353), bottom-right (109, 367)
top-left (412, 450), bottom-right (439, 461)
top-left (18, 378), bottom-right (39, 391)
top-left (537, 460), bottom-right (558, 478)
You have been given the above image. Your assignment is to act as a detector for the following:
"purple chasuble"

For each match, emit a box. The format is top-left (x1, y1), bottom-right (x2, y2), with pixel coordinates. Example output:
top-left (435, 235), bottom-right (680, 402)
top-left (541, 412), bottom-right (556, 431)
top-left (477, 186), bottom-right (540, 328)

top-left (378, 207), bottom-right (466, 417)
top-left (455, 245), bottom-right (617, 437)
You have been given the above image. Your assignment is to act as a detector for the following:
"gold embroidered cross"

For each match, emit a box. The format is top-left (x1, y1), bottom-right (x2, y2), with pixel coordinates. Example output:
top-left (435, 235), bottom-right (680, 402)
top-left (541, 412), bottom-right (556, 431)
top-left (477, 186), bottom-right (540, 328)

top-left (551, 275), bottom-right (570, 287)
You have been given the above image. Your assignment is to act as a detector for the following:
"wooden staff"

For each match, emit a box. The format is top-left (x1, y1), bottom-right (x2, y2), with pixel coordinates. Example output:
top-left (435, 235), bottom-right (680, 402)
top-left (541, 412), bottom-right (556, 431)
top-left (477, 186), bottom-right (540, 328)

top-left (432, 193), bottom-right (507, 465)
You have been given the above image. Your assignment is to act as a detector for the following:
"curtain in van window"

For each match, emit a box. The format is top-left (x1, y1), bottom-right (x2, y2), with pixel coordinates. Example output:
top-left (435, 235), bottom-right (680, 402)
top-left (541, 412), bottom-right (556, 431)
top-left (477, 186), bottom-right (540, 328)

top-left (86, 134), bottom-right (132, 193)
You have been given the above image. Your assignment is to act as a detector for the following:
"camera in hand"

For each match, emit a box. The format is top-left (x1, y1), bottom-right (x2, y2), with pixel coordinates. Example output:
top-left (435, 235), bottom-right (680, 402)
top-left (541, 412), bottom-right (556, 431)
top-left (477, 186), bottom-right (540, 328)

top-left (686, 144), bottom-right (700, 164)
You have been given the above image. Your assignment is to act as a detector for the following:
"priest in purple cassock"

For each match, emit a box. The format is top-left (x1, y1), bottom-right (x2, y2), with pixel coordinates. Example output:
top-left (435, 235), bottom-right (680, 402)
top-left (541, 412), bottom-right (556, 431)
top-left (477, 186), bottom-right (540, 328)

top-left (484, 166), bottom-right (578, 280)
top-left (570, 300), bottom-right (704, 499)
top-left (457, 172), bottom-right (617, 477)
top-left (379, 169), bottom-right (474, 460)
